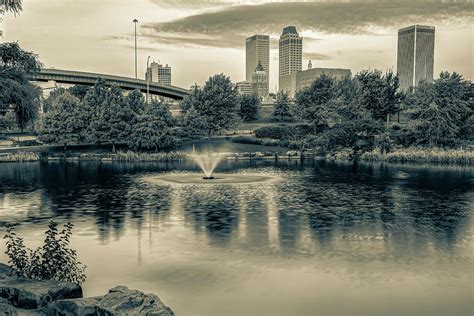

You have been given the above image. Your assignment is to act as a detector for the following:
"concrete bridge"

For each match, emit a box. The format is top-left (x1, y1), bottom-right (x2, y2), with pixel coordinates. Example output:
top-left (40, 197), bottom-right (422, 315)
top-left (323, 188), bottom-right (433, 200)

top-left (27, 68), bottom-right (190, 100)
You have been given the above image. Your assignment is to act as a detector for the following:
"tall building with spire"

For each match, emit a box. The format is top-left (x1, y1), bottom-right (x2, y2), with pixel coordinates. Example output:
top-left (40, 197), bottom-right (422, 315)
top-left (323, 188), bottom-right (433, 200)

top-left (246, 35), bottom-right (270, 93)
top-left (397, 25), bottom-right (435, 91)
top-left (279, 26), bottom-right (303, 92)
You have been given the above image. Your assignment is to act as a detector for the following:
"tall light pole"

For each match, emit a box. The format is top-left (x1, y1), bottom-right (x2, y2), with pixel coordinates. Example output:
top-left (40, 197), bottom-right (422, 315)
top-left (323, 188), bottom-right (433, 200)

top-left (146, 56), bottom-right (151, 105)
top-left (133, 18), bottom-right (138, 79)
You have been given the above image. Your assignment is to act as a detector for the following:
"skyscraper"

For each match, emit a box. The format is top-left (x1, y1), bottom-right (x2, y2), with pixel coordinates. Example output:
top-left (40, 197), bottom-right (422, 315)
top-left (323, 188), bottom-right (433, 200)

top-left (146, 62), bottom-right (172, 85)
top-left (279, 26), bottom-right (302, 91)
top-left (251, 61), bottom-right (269, 100)
top-left (397, 25), bottom-right (435, 91)
top-left (246, 35), bottom-right (270, 91)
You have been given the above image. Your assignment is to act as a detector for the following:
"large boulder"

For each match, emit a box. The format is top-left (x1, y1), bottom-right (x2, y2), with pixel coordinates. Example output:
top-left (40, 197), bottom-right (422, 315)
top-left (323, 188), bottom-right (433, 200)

top-left (0, 263), bottom-right (83, 310)
top-left (45, 286), bottom-right (174, 316)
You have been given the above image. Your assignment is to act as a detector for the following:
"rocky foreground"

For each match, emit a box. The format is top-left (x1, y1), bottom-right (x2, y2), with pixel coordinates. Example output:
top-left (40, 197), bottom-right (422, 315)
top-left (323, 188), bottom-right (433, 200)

top-left (0, 264), bottom-right (174, 315)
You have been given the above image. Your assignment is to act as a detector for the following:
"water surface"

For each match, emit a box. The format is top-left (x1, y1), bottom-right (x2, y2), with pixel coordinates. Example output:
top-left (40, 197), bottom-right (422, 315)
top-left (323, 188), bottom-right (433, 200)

top-left (0, 160), bottom-right (472, 316)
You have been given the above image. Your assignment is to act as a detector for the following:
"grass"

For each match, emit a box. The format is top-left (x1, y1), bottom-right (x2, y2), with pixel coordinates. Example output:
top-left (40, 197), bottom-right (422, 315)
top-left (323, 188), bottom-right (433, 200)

top-left (0, 151), bottom-right (40, 162)
top-left (360, 147), bottom-right (474, 165)
top-left (112, 150), bottom-right (187, 162)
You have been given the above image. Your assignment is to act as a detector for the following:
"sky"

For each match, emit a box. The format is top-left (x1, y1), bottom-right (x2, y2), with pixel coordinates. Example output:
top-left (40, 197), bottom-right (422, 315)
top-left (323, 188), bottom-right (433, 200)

top-left (3, 0), bottom-right (473, 91)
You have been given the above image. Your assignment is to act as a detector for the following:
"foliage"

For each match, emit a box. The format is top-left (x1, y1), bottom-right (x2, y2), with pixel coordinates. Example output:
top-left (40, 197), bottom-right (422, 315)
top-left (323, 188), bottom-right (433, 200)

top-left (273, 91), bottom-right (293, 122)
top-left (295, 74), bottom-right (335, 128)
top-left (239, 94), bottom-right (260, 121)
top-left (4, 221), bottom-right (86, 285)
top-left (88, 85), bottom-right (133, 150)
top-left (356, 69), bottom-right (403, 121)
top-left (0, 42), bottom-right (42, 130)
top-left (181, 106), bottom-right (208, 139)
top-left (126, 89), bottom-right (146, 115)
top-left (39, 92), bottom-right (86, 147)
top-left (360, 147), bottom-right (474, 165)
top-left (405, 72), bottom-right (473, 146)
top-left (254, 125), bottom-right (289, 139)
top-left (375, 132), bottom-right (394, 154)
top-left (149, 99), bottom-right (175, 127)
top-left (114, 150), bottom-right (186, 162)
top-left (128, 105), bottom-right (175, 151)
top-left (313, 119), bottom-right (384, 155)
top-left (231, 135), bottom-right (280, 146)
top-left (68, 85), bottom-right (90, 101)
top-left (42, 87), bottom-right (66, 113)
top-left (2, 0), bottom-right (23, 15)
top-left (183, 74), bottom-right (240, 135)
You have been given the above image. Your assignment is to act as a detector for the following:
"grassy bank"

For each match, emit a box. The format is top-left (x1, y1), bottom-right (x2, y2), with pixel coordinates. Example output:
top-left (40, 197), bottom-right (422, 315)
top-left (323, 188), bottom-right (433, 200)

top-left (0, 150), bottom-right (186, 163)
top-left (360, 148), bottom-right (474, 165)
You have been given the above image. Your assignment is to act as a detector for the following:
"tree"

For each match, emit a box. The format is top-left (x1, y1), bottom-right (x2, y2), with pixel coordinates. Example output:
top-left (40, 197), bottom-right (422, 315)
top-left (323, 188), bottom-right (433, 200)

top-left (39, 92), bottom-right (85, 152)
top-left (189, 74), bottom-right (240, 135)
top-left (68, 85), bottom-right (90, 101)
top-left (406, 72), bottom-right (472, 146)
top-left (0, 42), bottom-right (42, 131)
top-left (273, 91), bottom-right (293, 122)
top-left (356, 69), bottom-right (403, 122)
top-left (42, 87), bottom-right (66, 113)
top-left (239, 93), bottom-right (260, 121)
top-left (88, 85), bottom-right (133, 152)
top-left (150, 99), bottom-right (175, 127)
top-left (2, 0), bottom-right (23, 15)
top-left (295, 74), bottom-right (336, 129)
top-left (126, 89), bottom-right (146, 115)
top-left (182, 106), bottom-right (208, 139)
top-left (128, 105), bottom-right (175, 151)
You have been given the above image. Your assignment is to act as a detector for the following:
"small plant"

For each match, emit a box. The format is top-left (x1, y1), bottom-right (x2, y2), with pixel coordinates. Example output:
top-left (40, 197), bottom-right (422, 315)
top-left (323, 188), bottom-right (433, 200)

top-left (4, 221), bottom-right (86, 285)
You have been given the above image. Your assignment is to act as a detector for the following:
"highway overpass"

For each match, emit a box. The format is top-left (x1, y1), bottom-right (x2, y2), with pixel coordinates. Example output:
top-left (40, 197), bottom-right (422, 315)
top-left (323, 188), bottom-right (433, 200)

top-left (27, 68), bottom-right (191, 100)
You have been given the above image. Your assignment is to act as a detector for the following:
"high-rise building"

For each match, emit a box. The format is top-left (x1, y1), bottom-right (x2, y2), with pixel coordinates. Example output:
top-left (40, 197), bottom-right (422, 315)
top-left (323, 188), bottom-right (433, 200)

top-left (246, 35), bottom-right (270, 91)
top-left (251, 61), bottom-right (269, 100)
top-left (397, 25), bottom-right (435, 91)
top-left (279, 26), bottom-right (302, 91)
top-left (146, 62), bottom-right (172, 85)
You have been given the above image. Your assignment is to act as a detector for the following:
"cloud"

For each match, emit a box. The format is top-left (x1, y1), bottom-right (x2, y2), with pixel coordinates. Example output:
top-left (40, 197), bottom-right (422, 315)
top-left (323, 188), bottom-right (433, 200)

top-left (141, 2), bottom-right (472, 48)
top-left (304, 52), bottom-right (333, 61)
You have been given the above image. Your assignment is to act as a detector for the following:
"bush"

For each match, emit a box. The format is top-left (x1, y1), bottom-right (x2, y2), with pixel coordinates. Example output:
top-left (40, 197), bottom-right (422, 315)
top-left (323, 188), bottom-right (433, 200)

top-left (231, 136), bottom-right (280, 146)
top-left (4, 221), bottom-right (86, 284)
top-left (360, 147), bottom-right (474, 165)
top-left (254, 126), bottom-right (289, 139)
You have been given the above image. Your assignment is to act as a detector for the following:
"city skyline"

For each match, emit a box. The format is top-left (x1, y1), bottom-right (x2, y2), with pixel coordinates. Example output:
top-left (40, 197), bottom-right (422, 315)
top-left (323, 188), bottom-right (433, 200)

top-left (3, 0), bottom-right (472, 91)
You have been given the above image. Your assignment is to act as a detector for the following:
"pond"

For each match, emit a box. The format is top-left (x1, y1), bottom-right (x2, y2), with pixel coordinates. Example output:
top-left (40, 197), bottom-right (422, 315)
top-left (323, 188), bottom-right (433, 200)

top-left (0, 160), bottom-right (473, 316)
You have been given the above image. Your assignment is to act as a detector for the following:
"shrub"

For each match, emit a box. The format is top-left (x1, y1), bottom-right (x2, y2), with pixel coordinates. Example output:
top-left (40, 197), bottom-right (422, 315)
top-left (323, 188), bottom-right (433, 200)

top-left (254, 126), bottom-right (289, 139)
top-left (231, 136), bottom-right (280, 146)
top-left (4, 221), bottom-right (86, 284)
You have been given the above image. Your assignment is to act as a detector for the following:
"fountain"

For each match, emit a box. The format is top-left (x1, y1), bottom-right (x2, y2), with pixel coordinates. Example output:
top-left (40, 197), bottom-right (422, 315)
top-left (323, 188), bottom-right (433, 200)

top-left (145, 149), bottom-right (276, 186)
top-left (189, 152), bottom-right (225, 180)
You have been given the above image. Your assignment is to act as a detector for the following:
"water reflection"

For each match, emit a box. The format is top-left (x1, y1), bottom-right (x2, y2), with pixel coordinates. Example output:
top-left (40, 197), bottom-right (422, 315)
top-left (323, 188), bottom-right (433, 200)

top-left (0, 160), bottom-right (473, 315)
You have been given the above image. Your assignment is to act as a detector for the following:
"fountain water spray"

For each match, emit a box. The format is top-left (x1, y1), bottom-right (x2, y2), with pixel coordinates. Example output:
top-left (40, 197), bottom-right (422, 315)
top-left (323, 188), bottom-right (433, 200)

top-left (188, 152), bottom-right (225, 179)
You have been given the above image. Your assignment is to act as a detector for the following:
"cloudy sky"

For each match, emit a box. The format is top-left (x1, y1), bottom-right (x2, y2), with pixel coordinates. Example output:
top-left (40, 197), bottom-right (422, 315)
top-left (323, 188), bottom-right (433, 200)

top-left (4, 0), bottom-right (473, 91)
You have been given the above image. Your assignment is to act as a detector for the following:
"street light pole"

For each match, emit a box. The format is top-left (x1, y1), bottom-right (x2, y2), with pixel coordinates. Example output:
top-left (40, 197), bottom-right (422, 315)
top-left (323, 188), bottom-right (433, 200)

top-left (146, 56), bottom-right (151, 105)
top-left (133, 18), bottom-right (138, 79)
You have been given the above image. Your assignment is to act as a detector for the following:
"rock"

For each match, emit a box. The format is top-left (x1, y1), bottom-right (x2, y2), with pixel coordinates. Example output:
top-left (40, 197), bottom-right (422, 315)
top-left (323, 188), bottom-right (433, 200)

top-left (45, 286), bottom-right (174, 316)
top-left (286, 150), bottom-right (299, 157)
top-left (0, 264), bottom-right (83, 310)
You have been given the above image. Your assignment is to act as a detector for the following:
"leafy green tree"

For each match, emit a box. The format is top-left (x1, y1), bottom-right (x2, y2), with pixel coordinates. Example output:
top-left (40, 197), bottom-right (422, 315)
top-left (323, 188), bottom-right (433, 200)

top-left (68, 85), bottom-right (90, 101)
top-left (273, 91), bottom-right (293, 122)
top-left (182, 106), bottom-right (208, 139)
top-left (356, 69), bottom-right (402, 122)
top-left (2, 0), bottom-right (23, 15)
top-left (128, 105), bottom-right (175, 151)
top-left (333, 77), bottom-right (366, 121)
top-left (188, 74), bottom-right (240, 135)
top-left (406, 72), bottom-right (472, 146)
top-left (88, 85), bottom-right (133, 152)
top-left (180, 85), bottom-right (202, 114)
top-left (42, 87), bottom-right (66, 113)
top-left (126, 89), bottom-right (146, 115)
top-left (0, 42), bottom-right (42, 131)
top-left (295, 74), bottom-right (336, 129)
top-left (150, 99), bottom-right (175, 127)
top-left (39, 92), bottom-right (85, 152)
top-left (239, 93), bottom-right (260, 121)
